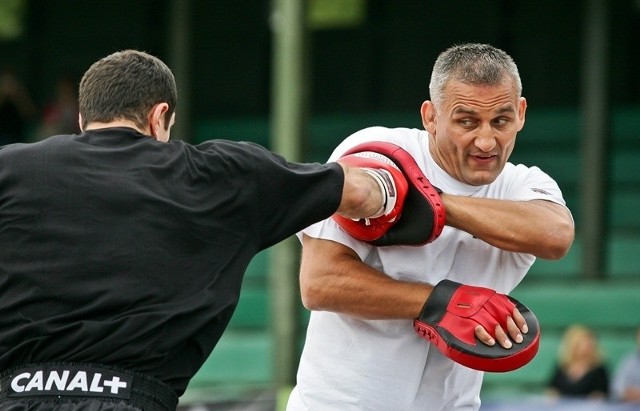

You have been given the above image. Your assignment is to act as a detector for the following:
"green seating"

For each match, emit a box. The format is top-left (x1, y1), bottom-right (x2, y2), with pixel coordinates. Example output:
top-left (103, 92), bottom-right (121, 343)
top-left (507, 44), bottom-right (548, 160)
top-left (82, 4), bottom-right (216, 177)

top-left (609, 190), bottom-right (640, 231)
top-left (516, 106), bottom-right (580, 146)
top-left (527, 238), bottom-right (582, 279)
top-left (243, 249), bottom-right (270, 283)
top-left (612, 151), bottom-right (640, 186)
top-left (612, 105), bottom-right (640, 143)
top-left (227, 287), bottom-right (270, 329)
top-left (511, 282), bottom-right (640, 329)
top-left (188, 331), bottom-right (273, 387)
top-left (607, 235), bottom-right (640, 277)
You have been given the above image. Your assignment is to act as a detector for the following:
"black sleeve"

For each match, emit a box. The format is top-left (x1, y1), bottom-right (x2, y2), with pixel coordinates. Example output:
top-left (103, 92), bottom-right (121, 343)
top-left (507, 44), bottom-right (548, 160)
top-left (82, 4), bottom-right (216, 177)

top-left (196, 140), bottom-right (344, 249)
top-left (250, 143), bottom-right (344, 248)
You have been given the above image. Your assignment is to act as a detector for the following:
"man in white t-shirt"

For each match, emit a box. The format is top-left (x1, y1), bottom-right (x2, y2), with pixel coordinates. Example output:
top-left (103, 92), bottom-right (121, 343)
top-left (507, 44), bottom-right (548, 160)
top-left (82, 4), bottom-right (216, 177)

top-left (286, 43), bottom-right (575, 411)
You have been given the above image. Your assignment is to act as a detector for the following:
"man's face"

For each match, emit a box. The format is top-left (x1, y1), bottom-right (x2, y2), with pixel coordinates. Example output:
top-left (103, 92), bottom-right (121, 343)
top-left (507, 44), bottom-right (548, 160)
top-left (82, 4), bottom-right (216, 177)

top-left (421, 80), bottom-right (526, 186)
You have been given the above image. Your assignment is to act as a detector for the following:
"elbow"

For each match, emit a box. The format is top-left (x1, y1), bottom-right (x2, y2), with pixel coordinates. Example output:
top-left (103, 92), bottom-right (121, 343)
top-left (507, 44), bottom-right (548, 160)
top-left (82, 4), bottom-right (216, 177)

top-left (299, 274), bottom-right (326, 311)
top-left (300, 292), bottom-right (320, 312)
top-left (543, 242), bottom-right (572, 261)
top-left (541, 222), bottom-right (576, 260)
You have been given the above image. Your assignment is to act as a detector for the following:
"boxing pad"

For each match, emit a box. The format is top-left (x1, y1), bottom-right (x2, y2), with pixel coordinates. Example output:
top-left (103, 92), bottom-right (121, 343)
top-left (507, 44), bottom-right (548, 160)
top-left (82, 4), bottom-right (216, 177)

top-left (334, 142), bottom-right (445, 246)
top-left (334, 151), bottom-right (409, 242)
top-left (414, 280), bottom-right (540, 372)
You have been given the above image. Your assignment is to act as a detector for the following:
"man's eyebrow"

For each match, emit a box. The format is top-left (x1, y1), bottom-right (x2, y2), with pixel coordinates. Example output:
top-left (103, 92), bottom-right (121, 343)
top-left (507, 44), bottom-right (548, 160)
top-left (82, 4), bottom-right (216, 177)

top-left (452, 105), bottom-right (516, 115)
top-left (452, 107), bottom-right (477, 115)
top-left (495, 105), bottom-right (516, 114)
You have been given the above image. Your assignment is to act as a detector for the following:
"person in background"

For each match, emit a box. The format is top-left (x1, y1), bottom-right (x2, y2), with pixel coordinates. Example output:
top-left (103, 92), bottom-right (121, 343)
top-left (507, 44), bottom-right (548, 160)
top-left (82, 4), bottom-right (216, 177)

top-left (546, 324), bottom-right (609, 399)
top-left (610, 327), bottom-right (640, 403)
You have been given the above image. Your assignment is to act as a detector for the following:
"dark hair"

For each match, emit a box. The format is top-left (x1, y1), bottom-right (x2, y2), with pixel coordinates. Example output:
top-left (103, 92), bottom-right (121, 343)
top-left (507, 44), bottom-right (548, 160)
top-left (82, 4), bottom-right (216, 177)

top-left (78, 50), bottom-right (177, 130)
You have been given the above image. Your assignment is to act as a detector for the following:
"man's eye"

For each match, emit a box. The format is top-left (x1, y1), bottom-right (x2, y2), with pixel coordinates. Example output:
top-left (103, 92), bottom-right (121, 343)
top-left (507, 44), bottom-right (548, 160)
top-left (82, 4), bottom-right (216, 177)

top-left (459, 119), bottom-right (474, 127)
top-left (493, 117), bottom-right (510, 126)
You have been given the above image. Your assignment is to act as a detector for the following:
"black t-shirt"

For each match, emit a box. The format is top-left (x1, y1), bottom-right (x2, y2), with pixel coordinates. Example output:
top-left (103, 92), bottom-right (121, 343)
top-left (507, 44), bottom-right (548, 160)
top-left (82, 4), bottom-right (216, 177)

top-left (0, 127), bottom-right (343, 395)
top-left (548, 364), bottom-right (610, 397)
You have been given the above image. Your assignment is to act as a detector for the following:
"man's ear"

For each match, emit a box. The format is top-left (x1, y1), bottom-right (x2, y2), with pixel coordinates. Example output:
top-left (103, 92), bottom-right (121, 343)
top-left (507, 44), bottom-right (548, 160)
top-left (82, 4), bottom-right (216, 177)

top-left (420, 100), bottom-right (437, 135)
top-left (148, 103), bottom-right (169, 139)
top-left (78, 113), bottom-right (84, 132)
top-left (516, 97), bottom-right (527, 132)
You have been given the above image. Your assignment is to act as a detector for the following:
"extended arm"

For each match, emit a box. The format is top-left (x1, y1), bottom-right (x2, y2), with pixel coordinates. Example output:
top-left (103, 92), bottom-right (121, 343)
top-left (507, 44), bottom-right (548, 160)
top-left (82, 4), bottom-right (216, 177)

top-left (442, 195), bottom-right (574, 259)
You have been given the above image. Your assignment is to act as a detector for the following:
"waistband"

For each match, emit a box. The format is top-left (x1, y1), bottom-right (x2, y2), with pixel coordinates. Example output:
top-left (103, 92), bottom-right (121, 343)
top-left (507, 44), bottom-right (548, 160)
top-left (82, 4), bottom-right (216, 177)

top-left (0, 363), bottom-right (178, 411)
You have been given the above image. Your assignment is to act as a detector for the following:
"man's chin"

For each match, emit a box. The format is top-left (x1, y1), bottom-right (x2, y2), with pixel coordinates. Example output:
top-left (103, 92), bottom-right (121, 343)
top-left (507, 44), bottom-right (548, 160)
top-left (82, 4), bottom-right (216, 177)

top-left (464, 171), bottom-right (500, 186)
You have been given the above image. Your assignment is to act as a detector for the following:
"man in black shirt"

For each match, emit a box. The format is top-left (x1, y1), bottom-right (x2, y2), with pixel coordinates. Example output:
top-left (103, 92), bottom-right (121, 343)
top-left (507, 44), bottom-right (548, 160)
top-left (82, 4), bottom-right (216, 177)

top-left (0, 50), bottom-right (397, 411)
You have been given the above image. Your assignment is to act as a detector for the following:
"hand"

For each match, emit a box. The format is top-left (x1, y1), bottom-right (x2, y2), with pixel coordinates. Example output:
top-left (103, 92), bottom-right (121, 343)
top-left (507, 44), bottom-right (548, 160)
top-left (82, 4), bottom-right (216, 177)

top-left (413, 279), bottom-right (540, 372)
top-left (474, 306), bottom-right (529, 349)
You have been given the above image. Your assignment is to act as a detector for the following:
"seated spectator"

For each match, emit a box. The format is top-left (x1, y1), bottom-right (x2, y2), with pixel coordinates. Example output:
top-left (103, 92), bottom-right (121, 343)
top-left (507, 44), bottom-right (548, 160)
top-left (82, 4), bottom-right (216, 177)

top-left (610, 327), bottom-right (640, 403)
top-left (546, 324), bottom-right (609, 399)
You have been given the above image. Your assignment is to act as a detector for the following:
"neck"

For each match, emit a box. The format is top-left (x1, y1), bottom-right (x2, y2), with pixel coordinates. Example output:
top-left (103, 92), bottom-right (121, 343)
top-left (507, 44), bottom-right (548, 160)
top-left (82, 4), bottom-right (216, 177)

top-left (83, 120), bottom-right (151, 137)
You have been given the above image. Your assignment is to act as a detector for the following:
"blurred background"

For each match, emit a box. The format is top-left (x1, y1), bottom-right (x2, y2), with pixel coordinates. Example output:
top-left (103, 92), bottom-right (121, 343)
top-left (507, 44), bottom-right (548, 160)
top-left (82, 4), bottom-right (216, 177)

top-left (1, 0), bottom-right (639, 410)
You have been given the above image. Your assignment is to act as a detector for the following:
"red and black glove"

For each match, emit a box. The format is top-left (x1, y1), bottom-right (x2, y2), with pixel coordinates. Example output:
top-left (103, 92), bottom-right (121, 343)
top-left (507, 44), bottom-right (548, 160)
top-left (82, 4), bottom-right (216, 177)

top-left (414, 279), bottom-right (540, 372)
top-left (333, 142), bottom-right (445, 246)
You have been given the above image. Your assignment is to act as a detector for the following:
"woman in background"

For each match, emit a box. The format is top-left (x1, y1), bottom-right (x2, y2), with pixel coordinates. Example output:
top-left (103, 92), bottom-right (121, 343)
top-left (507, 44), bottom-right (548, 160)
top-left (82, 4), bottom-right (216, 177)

top-left (546, 324), bottom-right (610, 399)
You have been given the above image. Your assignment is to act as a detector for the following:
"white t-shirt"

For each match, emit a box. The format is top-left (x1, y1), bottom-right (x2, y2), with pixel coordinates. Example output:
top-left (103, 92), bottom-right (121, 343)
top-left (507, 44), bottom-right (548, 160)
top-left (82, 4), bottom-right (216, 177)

top-left (287, 127), bottom-right (568, 411)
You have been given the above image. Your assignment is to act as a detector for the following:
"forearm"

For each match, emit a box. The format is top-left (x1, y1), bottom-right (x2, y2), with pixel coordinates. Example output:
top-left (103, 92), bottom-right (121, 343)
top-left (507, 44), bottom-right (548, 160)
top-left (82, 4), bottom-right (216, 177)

top-left (299, 235), bottom-right (531, 350)
top-left (442, 194), bottom-right (574, 259)
top-left (299, 235), bottom-right (431, 319)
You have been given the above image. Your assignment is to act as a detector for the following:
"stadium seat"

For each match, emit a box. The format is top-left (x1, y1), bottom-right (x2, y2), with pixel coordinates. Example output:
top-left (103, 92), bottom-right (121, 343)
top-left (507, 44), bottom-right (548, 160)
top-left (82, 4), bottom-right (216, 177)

top-left (511, 282), bottom-right (640, 329)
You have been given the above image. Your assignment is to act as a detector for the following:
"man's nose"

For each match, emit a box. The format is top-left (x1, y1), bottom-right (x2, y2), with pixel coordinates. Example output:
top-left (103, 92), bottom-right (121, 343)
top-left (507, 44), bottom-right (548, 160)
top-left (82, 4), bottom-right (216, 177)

top-left (474, 124), bottom-right (496, 152)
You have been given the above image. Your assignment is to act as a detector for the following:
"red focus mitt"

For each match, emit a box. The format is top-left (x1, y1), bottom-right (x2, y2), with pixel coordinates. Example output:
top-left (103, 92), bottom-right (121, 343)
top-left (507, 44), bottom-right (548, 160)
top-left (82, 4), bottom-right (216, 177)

top-left (414, 280), bottom-right (540, 372)
top-left (333, 141), bottom-right (445, 246)
top-left (334, 150), bottom-right (409, 242)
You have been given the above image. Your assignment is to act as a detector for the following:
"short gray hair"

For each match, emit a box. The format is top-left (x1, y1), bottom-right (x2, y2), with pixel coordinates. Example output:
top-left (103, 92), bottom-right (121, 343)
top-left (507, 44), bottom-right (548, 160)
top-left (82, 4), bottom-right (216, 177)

top-left (428, 43), bottom-right (522, 107)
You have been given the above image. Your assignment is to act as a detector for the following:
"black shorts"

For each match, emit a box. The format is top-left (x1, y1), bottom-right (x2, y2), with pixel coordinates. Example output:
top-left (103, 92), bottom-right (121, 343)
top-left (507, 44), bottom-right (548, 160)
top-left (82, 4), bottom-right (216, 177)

top-left (0, 398), bottom-right (144, 410)
top-left (0, 364), bottom-right (178, 411)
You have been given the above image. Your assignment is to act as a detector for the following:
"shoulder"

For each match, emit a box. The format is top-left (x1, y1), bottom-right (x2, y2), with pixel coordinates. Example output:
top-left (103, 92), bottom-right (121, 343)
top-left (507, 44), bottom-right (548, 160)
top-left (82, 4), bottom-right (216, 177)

top-left (502, 162), bottom-right (553, 180)
top-left (193, 139), bottom-right (271, 157)
top-left (0, 134), bottom-right (73, 159)
top-left (187, 139), bottom-right (280, 169)
top-left (495, 162), bottom-right (563, 195)
top-left (329, 127), bottom-right (424, 161)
